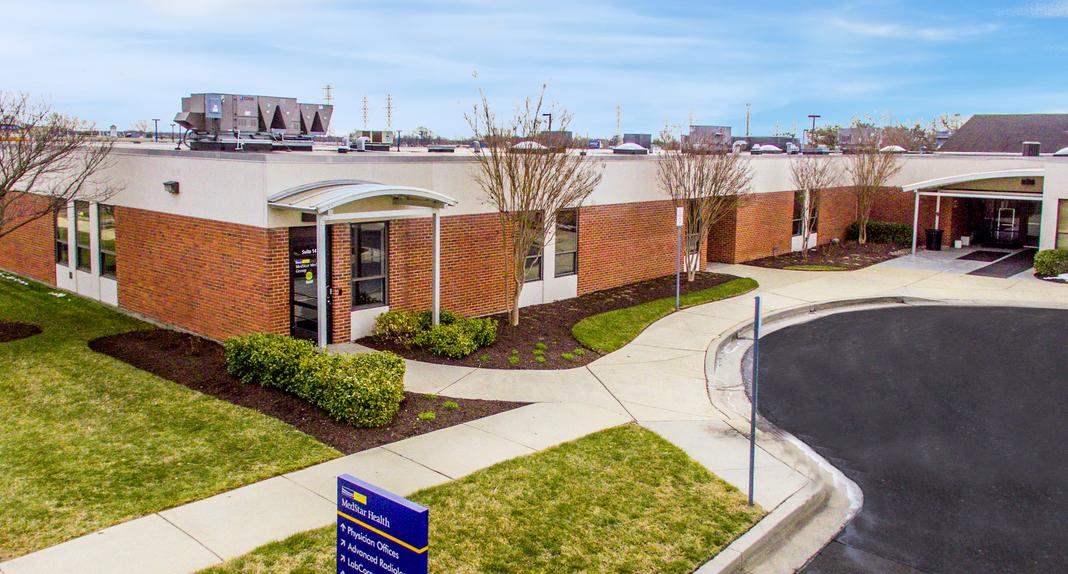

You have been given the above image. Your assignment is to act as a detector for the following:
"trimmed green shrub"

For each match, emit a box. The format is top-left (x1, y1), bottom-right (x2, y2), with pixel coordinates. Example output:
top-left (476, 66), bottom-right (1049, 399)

top-left (414, 323), bottom-right (478, 358)
top-left (316, 352), bottom-right (406, 427)
top-left (844, 220), bottom-right (912, 245)
top-left (223, 333), bottom-right (315, 390)
top-left (223, 333), bottom-right (405, 428)
top-left (417, 411), bottom-right (437, 421)
top-left (371, 310), bottom-right (422, 348)
top-left (1034, 249), bottom-right (1068, 277)
top-left (375, 309), bottom-right (498, 358)
top-left (442, 400), bottom-right (459, 410)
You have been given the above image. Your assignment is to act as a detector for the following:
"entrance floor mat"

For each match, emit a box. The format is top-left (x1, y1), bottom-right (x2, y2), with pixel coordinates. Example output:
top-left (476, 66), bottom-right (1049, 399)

top-left (958, 250), bottom-right (1011, 262)
top-left (967, 248), bottom-right (1037, 278)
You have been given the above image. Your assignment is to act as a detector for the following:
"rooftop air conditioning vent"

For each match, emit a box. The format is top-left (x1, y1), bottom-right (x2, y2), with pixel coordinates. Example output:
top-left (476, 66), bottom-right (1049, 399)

top-left (1022, 141), bottom-right (1040, 156)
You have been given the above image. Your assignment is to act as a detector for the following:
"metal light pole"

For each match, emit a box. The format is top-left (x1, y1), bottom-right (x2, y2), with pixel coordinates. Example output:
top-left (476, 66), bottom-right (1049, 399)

top-left (152, 118), bottom-right (160, 142)
top-left (748, 295), bottom-right (762, 507)
top-left (806, 114), bottom-right (821, 148)
top-left (542, 113), bottom-right (553, 132)
top-left (170, 123), bottom-right (175, 141)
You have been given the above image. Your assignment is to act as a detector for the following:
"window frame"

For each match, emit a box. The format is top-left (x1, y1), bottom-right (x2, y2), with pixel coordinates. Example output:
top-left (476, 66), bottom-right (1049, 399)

top-left (350, 221), bottom-right (389, 310)
top-left (808, 189), bottom-right (820, 234)
top-left (74, 200), bottom-right (91, 272)
top-left (98, 203), bottom-right (117, 279)
top-left (55, 206), bottom-right (69, 266)
top-left (1058, 199), bottom-right (1068, 249)
top-left (523, 212), bottom-right (545, 283)
top-left (791, 191), bottom-right (805, 237)
top-left (553, 208), bottom-right (579, 278)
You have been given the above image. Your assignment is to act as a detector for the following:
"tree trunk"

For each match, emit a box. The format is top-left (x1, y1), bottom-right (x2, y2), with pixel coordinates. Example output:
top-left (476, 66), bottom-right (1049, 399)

top-left (510, 277), bottom-right (522, 326)
top-left (858, 217), bottom-right (868, 245)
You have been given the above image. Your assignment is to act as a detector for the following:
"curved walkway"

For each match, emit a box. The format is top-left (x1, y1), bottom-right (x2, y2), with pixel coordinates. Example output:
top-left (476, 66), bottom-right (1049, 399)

top-left (5, 256), bottom-right (1068, 574)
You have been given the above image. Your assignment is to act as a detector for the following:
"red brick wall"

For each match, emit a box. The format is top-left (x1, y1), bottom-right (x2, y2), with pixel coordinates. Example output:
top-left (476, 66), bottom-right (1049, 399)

top-left (731, 191), bottom-right (796, 263)
top-left (816, 187), bottom-right (858, 244)
top-left (577, 200), bottom-right (682, 294)
top-left (116, 207), bottom-right (288, 340)
top-left (0, 192), bottom-right (57, 285)
top-left (330, 224), bottom-right (352, 343)
top-left (387, 213), bottom-right (510, 317)
top-left (707, 209), bottom-right (738, 263)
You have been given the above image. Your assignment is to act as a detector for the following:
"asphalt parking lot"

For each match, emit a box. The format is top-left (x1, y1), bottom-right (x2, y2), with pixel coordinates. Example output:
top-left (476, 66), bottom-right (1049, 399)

top-left (757, 306), bottom-right (1068, 573)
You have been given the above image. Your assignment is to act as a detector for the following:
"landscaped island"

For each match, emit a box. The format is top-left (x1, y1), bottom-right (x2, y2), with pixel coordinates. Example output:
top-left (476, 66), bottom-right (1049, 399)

top-left (199, 425), bottom-right (764, 574)
top-left (359, 272), bottom-right (757, 369)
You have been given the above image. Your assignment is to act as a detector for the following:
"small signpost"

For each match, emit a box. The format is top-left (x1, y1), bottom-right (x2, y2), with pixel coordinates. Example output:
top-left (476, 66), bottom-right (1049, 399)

top-left (748, 296), bottom-right (762, 507)
top-left (337, 474), bottom-right (429, 574)
top-left (675, 206), bottom-right (684, 310)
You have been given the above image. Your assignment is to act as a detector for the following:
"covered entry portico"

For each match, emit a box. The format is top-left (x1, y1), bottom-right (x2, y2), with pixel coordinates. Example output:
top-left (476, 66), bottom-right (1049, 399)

top-left (269, 180), bottom-right (458, 347)
top-left (903, 169), bottom-right (1045, 254)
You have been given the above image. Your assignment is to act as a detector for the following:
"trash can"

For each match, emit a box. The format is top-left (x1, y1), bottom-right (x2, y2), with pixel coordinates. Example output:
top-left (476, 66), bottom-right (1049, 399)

top-left (925, 229), bottom-right (943, 251)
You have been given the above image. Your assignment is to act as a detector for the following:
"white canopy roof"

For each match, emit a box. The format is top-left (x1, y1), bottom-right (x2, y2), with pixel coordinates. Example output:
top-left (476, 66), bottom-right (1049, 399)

top-left (268, 179), bottom-right (458, 214)
top-left (901, 168), bottom-right (1045, 192)
top-left (513, 140), bottom-right (548, 150)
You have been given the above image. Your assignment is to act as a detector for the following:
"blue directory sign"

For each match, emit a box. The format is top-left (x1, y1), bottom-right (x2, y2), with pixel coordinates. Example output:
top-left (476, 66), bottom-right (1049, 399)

top-left (337, 474), bottom-right (429, 574)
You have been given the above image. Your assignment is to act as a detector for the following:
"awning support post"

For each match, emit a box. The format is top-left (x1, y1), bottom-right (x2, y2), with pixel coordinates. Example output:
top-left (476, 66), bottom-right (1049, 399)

top-left (432, 209), bottom-right (441, 326)
top-left (316, 213), bottom-right (328, 348)
top-left (934, 193), bottom-right (942, 230)
top-left (911, 191), bottom-right (920, 255)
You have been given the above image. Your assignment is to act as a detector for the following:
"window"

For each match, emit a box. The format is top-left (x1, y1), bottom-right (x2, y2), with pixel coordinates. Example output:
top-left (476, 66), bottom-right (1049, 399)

top-left (351, 222), bottom-right (388, 308)
top-left (524, 214), bottom-right (544, 282)
top-left (1058, 200), bottom-right (1068, 249)
top-left (809, 189), bottom-right (820, 233)
top-left (792, 191), bottom-right (819, 236)
top-left (98, 204), bottom-right (116, 278)
top-left (554, 209), bottom-right (578, 277)
top-left (791, 191), bottom-right (804, 236)
top-left (74, 201), bottom-right (91, 271)
top-left (55, 207), bottom-right (69, 265)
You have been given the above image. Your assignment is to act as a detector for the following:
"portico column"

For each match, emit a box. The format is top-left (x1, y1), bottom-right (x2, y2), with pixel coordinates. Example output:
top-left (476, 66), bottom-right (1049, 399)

top-left (934, 193), bottom-right (942, 230)
top-left (432, 209), bottom-right (441, 326)
top-left (911, 191), bottom-right (921, 255)
top-left (316, 213), bottom-right (328, 347)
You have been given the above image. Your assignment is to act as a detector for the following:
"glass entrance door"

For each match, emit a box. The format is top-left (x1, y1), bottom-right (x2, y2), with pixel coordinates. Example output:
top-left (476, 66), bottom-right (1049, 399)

top-left (995, 207), bottom-right (1018, 244)
top-left (289, 226), bottom-right (329, 342)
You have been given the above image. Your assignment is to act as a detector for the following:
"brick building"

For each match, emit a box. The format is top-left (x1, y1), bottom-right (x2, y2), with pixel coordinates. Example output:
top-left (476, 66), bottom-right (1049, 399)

top-left (1, 145), bottom-right (1065, 346)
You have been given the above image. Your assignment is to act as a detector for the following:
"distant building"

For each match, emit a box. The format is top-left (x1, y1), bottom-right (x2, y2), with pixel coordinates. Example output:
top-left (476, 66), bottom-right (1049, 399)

top-left (684, 125), bottom-right (732, 149)
top-left (623, 133), bottom-right (652, 149)
top-left (940, 114), bottom-right (1068, 154)
top-left (837, 127), bottom-right (882, 152)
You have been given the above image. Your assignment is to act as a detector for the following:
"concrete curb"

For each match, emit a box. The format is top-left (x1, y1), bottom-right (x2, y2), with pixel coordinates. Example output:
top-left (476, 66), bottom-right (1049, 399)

top-left (694, 297), bottom-right (939, 574)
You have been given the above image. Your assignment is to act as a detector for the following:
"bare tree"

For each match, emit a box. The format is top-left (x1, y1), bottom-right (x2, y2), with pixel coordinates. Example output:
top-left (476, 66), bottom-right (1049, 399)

top-left (790, 156), bottom-right (840, 260)
top-left (131, 120), bottom-right (151, 136)
top-left (658, 134), bottom-right (752, 281)
top-left (847, 134), bottom-right (902, 245)
top-left (468, 88), bottom-right (602, 326)
top-left (0, 93), bottom-right (115, 240)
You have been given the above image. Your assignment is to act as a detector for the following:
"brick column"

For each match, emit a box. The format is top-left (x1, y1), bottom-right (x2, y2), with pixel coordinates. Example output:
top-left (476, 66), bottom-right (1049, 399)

top-left (331, 224), bottom-right (352, 343)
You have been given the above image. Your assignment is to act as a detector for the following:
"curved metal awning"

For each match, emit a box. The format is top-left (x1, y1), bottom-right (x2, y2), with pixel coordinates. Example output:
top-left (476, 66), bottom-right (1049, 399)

top-left (268, 179), bottom-right (458, 213)
top-left (901, 168), bottom-right (1044, 192)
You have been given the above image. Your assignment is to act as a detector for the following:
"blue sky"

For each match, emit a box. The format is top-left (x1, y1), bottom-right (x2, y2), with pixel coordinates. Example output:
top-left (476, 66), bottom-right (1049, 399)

top-left (4, 0), bottom-right (1068, 138)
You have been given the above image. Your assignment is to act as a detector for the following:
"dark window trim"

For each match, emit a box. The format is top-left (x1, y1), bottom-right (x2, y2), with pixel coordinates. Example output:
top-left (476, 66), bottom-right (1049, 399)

top-left (524, 214), bottom-right (545, 283)
top-left (55, 206), bottom-right (69, 265)
top-left (98, 204), bottom-right (117, 279)
top-left (74, 200), bottom-right (91, 272)
top-left (350, 221), bottom-right (389, 310)
top-left (554, 208), bottom-right (578, 278)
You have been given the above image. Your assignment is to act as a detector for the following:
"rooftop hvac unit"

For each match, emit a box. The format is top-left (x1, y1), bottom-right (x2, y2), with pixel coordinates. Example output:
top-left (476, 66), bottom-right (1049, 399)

top-left (1023, 141), bottom-right (1041, 156)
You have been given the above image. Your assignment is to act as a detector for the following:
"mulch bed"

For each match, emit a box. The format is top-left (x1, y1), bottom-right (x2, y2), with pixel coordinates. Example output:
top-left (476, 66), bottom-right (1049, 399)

top-left (89, 329), bottom-right (526, 454)
top-left (744, 242), bottom-right (907, 271)
top-left (358, 272), bottom-right (738, 370)
top-left (0, 321), bottom-right (42, 343)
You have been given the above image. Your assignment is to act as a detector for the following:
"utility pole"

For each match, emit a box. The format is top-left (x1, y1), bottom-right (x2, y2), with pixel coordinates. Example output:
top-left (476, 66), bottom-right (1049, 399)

top-left (616, 104), bottom-right (622, 145)
top-left (323, 84), bottom-right (333, 105)
top-left (386, 94), bottom-right (393, 132)
top-left (152, 118), bottom-right (159, 142)
top-left (362, 96), bottom-right (369, 130)
top-left (745, 103), bottom-right (751, 139)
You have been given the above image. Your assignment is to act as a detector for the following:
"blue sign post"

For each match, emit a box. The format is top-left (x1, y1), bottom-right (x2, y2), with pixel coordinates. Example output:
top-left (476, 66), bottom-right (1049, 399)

top-left (337, 474), bottom-right (429, 574)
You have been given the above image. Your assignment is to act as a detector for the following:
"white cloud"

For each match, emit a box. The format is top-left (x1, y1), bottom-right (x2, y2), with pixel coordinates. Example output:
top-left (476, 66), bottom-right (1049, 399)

top-left (831, 17), bottom-right (998, 41)
top-left (1014, 1), bottom-right (1068, 16)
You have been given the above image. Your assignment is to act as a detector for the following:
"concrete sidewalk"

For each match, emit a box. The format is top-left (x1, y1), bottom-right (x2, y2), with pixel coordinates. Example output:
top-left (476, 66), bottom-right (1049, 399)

top-left (6, 257), bottom-right (1066, 574)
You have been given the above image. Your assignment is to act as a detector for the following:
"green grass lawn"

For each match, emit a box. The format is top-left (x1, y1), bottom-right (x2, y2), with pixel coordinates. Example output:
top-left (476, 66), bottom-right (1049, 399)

top-left (782, 264), bottom-right (847, 272)
top-left (0, 275), bottom-right (338, 560)
top-left (200, 424), bottom-right (763, 574)
top-left (572, 277), bottom-right (758, 354)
